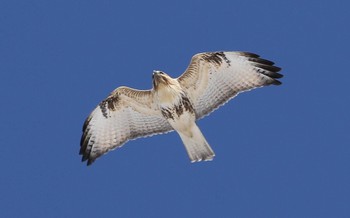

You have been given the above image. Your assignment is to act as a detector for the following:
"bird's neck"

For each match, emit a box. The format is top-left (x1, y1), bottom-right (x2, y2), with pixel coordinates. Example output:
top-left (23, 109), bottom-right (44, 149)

top-left (156, 82), bottom-right (184, 106)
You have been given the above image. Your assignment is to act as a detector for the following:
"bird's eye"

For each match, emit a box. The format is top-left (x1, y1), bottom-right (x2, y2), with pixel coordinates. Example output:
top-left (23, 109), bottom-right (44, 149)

top-left (159, 71), bottom-right (164, 74)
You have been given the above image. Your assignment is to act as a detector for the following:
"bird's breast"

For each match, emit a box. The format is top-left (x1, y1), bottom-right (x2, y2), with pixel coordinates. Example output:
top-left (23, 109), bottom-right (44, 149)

top-left (160, 95), bottom-right (196, 132)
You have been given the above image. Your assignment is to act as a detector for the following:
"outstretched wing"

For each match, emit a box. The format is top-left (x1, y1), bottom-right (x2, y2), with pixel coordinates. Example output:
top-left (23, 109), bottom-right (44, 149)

top-left (80, 86), bottom-right (173, 165)
top-left (177, 51), bottom-right (282, 119)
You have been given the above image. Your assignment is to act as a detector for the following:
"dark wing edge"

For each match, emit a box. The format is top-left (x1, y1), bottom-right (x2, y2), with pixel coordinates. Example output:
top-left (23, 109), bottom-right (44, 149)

top-left (79, 87), bottom-right (173, 166)
top-left (241, 52), bottom-right (283, 84)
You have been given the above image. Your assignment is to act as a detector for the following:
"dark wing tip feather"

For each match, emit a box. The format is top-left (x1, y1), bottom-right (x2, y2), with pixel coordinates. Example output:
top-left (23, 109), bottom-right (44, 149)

top-left (79, 114), bottom-right (95, 166)
top-left (79, 136), bottom-right (91, 165)
top-left (239, 52), bottom-right (260, 58)
top-left (264, 71), bottom-right (283, 86)
top-left (81, 155), bottom-right (88, 162)
top-left (242, 52), bottom-right (283, 86)
top-left (248, 57), bottom-right (275, 65)
top-left (272, 79), bottom-right (282, 86)
top-left (253, 63), bottom-right (282, 74)
top-left (87, 159), bottom-right (94, 166)
top-left (80, 150), bottom-right (95, 166)
top-left (258, 67), bottom-right (283, 80)
top-left (79, 136), bottom-right (87, 156)
top-left (80, 145), bottom-right (95, 166)
top-left (82, 115), bottom-right (92, 132)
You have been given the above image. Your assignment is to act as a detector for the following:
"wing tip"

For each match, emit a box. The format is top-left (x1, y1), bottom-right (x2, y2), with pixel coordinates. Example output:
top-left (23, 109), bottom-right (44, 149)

top-left (273, 71), bottom-right (283, 78)
top-left (262, 70), bottom-right (283, 80)
top-left (237, 51), bottom-right (260, 58)
top-left (272, 79), bottom-right (282, 86)
top-left (80, 130), bottom-right (95, 166)
top-left (86, 159), bottom-right (94, 166)
top-left (80, 152), bottom-right (95, 166)
top-left (241, 52), bottom-right (283, 84)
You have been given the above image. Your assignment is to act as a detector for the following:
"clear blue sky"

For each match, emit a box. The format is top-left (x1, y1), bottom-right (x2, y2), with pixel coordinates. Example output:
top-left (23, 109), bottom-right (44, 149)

top-left (1, 0), bottom-right (349, 217)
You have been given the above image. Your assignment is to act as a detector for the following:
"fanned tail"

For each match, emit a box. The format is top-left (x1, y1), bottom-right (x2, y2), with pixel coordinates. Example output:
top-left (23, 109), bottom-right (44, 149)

top-left (178, 124), bottom-right (215, 162)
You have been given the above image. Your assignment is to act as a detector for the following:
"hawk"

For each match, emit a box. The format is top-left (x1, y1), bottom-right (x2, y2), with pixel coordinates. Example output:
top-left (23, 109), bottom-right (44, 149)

top-left (80, 51), bottom-right (282, 165)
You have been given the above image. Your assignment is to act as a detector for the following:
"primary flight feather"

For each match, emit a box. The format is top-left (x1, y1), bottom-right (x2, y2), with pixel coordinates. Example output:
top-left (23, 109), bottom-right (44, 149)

top-left (80, 51), bottom-right (282, 165)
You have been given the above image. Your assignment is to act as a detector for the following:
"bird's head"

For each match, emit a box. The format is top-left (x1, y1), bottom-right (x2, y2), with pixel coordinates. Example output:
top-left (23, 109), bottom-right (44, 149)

top-left (152, 70), bottom-right (174, 89)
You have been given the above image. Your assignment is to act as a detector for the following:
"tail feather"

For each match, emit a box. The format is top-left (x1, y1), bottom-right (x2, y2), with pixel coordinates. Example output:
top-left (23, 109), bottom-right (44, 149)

top-left (178, 125), bottom-right (215, 162)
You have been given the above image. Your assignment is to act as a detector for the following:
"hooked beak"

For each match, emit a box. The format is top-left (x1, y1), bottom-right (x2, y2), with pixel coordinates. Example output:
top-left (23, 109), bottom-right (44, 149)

top-left (152, 71), bottom-right (165, 88)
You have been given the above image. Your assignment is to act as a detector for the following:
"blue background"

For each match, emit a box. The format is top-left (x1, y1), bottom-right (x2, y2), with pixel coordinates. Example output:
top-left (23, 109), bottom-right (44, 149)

top-left (1, 0), bottom-right (349, 217)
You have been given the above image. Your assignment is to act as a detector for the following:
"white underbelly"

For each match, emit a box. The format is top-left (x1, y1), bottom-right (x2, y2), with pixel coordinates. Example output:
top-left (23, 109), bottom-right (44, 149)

top-left (167, 111), bottom-right (196, 133)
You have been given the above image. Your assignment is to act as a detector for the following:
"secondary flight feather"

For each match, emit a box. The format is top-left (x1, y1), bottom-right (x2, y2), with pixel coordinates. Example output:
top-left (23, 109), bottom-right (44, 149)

top-left (80, 51), bottom-right (282, 165)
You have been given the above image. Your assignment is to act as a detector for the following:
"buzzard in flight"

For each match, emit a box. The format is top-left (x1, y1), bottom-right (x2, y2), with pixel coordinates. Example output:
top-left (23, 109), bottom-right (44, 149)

top-left (80, 51), bottom-right (282, 165)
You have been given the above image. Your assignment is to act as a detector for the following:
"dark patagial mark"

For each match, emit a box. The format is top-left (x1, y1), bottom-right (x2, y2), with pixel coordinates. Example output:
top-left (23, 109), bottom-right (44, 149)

top-left (202, 52), bottom-right (231, 66)
top-left (180, 95), bottom-right (194, 114)
top-left (99, 94), bottom-right (120, 118)
top-left (161, 108), bottom-right (174, 120)
top-left (175, 103), bottom-right (183, 117)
